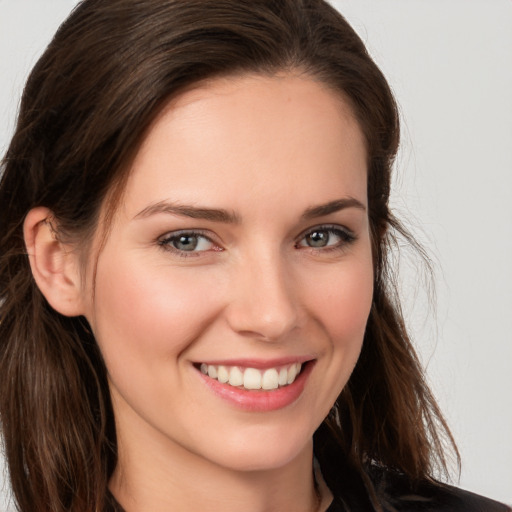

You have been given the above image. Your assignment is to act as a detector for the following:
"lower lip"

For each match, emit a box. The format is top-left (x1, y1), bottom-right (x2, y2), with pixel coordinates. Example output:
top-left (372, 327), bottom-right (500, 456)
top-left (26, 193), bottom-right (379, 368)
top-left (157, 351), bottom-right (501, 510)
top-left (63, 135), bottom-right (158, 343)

top-left (197, 362), bottom-right (314, 412)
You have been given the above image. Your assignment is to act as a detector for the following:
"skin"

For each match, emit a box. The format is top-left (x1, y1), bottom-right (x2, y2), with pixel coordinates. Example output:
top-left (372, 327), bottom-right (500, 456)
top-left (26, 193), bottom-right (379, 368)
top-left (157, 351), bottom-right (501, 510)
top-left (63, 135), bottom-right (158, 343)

top-left (36, 73), bottom-right (374, 511)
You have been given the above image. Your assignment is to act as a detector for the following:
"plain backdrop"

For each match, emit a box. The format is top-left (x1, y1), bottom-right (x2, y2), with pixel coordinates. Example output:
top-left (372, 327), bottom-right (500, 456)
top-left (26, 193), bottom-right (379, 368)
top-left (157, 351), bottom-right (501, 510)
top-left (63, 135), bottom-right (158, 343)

top-left (1, 1), bottom-right (511, 509)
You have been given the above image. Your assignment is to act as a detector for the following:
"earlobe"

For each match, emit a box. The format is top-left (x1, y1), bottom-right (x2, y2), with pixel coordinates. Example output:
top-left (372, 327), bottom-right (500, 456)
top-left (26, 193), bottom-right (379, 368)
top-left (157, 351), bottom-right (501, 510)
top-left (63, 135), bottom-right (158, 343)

top-left (24, 207), bottom-right (86, 317)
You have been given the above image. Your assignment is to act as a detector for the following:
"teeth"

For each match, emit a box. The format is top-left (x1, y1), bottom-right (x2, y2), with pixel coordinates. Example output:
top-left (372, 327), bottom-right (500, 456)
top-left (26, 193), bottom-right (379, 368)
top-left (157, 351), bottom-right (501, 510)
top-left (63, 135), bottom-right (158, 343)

top-left (199, 362), bottom-right (303, 390)
top-left (217, 365), bottom-right (229, 383)
top-left (278, 367), bottom-right (288, 386)
top-left (262, 368), bottom-right (279, 390)
top-left (287, 364), bottom-right (297, 384)
top-left (243, 368), bottom-right (262, 390)
top-left (207, 365), bottom-right (218, 379)
top-left (229, 366), bottom-right (244, 387)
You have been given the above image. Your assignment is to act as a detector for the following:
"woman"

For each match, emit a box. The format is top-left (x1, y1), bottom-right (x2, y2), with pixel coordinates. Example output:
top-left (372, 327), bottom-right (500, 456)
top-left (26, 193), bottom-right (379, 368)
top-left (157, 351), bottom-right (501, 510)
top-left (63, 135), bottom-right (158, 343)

top-left (0, 1), bottom-right (509, 511)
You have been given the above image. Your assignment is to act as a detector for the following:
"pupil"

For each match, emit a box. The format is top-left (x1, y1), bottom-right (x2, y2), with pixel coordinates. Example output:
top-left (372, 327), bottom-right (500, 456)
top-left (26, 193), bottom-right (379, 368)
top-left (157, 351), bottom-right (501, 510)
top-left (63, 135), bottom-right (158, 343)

top-left (307, 231), bottom-right (328, 247)
top-left (175, 235), bottom-right (198, 251)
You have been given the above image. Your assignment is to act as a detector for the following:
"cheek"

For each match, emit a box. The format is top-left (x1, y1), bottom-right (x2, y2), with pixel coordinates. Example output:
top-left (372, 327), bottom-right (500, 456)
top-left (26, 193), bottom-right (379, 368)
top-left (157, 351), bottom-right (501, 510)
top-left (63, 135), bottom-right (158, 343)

top-left (304, 259), bottom-right (373, 343)
top-left (295, 254), bottom-right (373, 417)
top-left (89, 256), bottom-right (224, 367)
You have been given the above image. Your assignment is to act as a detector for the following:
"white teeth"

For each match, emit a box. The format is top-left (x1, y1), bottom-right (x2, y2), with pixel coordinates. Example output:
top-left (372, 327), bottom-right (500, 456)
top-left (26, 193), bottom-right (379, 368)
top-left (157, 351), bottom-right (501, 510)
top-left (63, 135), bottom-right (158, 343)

top-left (262, 368), bottom-right (279, 390)
top-left (217, 365), bottom-right (229, 383)
top-left (229, 366), bottom-right (244, 387)
top-left (278, 367), bottom-right (288, 386)
top-left (199, 362), bottom-right (304, 390)
top-left (287, 364), bottom-right (297, 384)
top-left (243, 368), bottom-right (262, 390)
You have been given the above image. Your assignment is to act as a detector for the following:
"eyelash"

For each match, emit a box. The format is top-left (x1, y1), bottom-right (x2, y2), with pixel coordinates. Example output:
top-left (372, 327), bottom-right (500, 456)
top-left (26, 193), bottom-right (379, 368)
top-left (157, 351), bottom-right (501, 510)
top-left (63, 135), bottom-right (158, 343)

top-left (157, 225), bottom-right (357, 258)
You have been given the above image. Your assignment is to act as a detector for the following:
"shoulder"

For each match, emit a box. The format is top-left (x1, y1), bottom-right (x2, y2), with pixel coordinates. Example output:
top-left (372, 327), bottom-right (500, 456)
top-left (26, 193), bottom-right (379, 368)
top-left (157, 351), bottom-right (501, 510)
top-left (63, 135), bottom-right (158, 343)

top-left (324, 465), bottom-right (511, 512)
top-left (370, 466), bottom-right (511, 512)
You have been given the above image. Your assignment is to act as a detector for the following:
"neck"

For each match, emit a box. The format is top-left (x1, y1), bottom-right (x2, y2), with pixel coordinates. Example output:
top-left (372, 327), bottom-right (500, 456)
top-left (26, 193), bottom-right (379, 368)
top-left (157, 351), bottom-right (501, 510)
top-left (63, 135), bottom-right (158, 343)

top-left (110, 421), bottom-right (323, 512)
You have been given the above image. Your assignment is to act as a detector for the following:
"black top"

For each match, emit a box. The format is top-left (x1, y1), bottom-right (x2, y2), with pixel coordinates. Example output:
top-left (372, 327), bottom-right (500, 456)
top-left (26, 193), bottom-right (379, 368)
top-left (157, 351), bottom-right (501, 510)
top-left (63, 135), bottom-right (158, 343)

top-left (324, 464), bottom-right (511, 511)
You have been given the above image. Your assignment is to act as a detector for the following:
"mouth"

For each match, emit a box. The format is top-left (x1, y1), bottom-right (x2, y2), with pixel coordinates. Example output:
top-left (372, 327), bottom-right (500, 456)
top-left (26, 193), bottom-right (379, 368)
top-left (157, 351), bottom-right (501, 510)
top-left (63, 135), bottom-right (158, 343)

top-left (196, 361), bottom-right (305, 391)
top-left (193, 356), bottom-right (315, 411)
top-left (194, 359), bottom-right (315, 412)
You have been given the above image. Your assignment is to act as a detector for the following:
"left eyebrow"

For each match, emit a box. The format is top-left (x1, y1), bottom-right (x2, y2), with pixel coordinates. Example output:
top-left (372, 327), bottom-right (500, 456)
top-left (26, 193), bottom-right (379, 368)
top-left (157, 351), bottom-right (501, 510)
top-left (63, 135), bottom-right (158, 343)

top-left (302, 198), bottom-right (366, 220)
top-left (133, 201), bottom-right (240, 223)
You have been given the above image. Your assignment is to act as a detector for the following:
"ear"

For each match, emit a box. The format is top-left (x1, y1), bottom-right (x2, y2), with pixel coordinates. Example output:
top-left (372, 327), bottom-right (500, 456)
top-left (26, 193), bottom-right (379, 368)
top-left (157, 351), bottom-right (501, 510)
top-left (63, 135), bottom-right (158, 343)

top-left (24, 207), bottom-right (86, 317)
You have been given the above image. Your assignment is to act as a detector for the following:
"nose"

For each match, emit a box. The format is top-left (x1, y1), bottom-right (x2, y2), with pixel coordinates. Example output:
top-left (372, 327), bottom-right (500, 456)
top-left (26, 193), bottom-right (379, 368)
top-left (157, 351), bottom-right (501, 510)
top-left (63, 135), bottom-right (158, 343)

top-left (225, 253), bottom-right (300, 342)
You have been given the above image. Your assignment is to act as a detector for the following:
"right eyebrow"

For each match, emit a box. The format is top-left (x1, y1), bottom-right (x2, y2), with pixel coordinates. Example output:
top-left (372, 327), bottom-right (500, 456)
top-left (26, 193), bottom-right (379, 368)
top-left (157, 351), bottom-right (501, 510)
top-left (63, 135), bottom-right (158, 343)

top-left (302, 197), bottom-right (366, 220)
top-left (133, 201), bottom-right (241, 224)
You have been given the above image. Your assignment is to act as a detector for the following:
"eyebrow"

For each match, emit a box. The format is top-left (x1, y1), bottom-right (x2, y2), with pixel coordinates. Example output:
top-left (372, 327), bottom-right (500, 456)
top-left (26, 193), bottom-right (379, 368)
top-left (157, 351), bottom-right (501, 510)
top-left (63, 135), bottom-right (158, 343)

top-left (134, 201), bottom-right (240, 223)
top-left (302, 197), bottom-right (366, 219)
top-left (134, 197), bottom-right (365, 223)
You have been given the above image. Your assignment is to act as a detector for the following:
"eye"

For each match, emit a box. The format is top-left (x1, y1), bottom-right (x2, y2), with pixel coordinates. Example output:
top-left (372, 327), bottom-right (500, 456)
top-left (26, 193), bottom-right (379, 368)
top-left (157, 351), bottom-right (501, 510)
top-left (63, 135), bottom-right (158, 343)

top-left (296, 226), bottom-right (356, 250)
top-left (158, 231), bottom-right (217, 255)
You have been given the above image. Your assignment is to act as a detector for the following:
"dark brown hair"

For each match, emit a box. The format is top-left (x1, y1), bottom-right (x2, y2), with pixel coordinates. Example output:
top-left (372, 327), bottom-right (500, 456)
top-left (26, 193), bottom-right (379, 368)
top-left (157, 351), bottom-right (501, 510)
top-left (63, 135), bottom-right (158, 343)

top-left (0, 1), bottom-right (457, 511)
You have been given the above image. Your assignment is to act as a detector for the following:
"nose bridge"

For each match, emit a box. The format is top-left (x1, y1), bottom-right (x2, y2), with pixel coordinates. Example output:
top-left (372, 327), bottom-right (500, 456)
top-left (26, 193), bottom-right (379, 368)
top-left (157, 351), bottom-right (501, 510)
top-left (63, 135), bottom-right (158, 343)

top-left (226, 246), bottom-right (299, 341)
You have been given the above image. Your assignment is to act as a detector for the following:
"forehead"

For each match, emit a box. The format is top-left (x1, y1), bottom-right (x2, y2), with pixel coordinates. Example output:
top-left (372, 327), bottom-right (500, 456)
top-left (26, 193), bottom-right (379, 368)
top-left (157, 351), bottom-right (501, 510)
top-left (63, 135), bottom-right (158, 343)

top-left (118, 73), bottom-right (368, 220)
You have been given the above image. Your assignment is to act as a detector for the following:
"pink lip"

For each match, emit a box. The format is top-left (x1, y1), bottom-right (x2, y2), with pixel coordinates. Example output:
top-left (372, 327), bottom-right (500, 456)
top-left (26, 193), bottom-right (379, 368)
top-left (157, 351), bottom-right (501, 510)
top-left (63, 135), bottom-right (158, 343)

top-left (196, 356), bottom-right (313, 369)
top-left (196, 360), bottom-right (315, 412)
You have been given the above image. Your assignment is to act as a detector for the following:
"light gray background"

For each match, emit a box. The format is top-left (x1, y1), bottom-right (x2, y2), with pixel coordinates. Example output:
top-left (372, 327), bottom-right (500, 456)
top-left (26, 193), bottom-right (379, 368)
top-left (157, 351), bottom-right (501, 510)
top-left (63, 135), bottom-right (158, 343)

top-left (1, 1), bottom-right (511, 509)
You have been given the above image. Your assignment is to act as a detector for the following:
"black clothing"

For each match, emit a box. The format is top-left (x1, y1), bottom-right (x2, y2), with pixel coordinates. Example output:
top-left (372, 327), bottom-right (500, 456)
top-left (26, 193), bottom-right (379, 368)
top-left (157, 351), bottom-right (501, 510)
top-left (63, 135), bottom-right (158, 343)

top-left (324, 465), bottom-right (511, 511)
top-left (314, 422), bottom-right (511, 512)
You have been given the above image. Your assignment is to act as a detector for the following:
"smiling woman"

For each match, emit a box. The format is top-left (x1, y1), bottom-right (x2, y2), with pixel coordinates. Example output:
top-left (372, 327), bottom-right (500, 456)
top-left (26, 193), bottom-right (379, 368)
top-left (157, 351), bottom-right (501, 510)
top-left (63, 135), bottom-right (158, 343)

top-left (0, 1), bottom-right (509, 512)
top-left (62, 76), bottom-right (373, 487)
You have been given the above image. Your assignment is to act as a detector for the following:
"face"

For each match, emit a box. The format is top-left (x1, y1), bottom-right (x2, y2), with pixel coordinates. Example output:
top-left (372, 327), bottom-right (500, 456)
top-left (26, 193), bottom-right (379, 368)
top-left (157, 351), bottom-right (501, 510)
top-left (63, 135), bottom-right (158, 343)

top-left (79, 73), bottom-right (373, 474)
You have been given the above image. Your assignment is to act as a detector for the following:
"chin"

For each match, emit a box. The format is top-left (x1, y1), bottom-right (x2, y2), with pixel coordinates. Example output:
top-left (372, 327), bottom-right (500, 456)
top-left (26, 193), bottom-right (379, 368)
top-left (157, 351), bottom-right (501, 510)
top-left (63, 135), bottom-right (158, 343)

top-left (196, 423), bottom-right (315, 473)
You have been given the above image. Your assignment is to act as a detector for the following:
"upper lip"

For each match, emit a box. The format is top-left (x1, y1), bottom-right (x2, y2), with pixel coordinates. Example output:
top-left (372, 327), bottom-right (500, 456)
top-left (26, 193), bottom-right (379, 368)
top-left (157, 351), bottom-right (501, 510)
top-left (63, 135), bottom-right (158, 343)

top-left (193, 356), bottom-right (314, 369)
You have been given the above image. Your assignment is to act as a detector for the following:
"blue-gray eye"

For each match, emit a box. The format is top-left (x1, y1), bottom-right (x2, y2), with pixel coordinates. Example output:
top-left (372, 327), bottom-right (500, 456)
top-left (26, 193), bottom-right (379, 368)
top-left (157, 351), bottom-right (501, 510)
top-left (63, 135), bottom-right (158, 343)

top-left (175, 234), bottom-right (199, 251)
top-left (305, 230), bottom-right (329, 247)
top-left (298, 227), bottom-right (354, 249)
top-left (161, 233), bottom-right (214, 252)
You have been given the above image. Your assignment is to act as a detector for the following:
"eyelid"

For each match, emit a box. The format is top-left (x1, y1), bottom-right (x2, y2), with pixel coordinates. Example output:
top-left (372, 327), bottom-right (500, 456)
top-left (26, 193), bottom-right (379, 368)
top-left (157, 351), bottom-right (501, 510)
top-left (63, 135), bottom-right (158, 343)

top-left (297, 223), bottom-right (354, 239)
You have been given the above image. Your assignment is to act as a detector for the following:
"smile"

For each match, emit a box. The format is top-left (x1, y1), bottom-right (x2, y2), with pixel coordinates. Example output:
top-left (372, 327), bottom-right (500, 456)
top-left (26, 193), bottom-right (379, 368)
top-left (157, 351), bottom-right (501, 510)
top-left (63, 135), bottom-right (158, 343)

top-left (195, 359), bottom-right (315, 411)
top-left (199, 362), bottom-right (303, 391)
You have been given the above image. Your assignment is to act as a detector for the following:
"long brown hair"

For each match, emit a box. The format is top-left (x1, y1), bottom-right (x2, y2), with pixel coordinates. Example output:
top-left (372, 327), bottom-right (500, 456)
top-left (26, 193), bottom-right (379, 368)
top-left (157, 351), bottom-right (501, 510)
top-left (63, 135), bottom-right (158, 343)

top-left (0, 1), bottom-right (458, 510)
